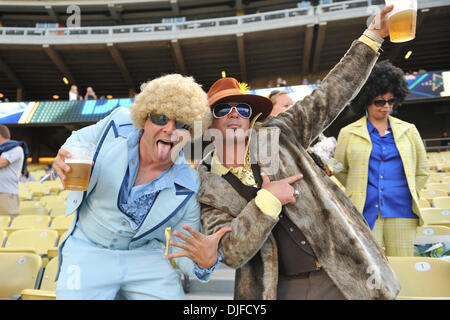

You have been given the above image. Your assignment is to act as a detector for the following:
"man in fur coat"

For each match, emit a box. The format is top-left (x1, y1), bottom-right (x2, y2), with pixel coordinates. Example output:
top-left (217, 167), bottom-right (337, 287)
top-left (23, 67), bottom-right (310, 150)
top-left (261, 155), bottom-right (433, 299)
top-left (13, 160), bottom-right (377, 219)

top-left (171, 5), bottom-right (402, 299)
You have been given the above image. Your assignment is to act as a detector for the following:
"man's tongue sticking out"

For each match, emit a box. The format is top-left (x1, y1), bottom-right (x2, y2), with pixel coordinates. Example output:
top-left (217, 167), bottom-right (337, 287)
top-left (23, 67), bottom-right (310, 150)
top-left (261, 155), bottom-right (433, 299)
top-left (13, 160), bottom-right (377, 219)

top-left (156, 141), bottom-right (172, 162)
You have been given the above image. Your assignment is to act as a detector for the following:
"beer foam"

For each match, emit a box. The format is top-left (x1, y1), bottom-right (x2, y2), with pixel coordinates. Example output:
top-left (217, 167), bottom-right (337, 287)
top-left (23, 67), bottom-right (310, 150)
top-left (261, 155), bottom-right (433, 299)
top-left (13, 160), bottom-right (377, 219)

top-left (65, 159), bottom-right (93, 164)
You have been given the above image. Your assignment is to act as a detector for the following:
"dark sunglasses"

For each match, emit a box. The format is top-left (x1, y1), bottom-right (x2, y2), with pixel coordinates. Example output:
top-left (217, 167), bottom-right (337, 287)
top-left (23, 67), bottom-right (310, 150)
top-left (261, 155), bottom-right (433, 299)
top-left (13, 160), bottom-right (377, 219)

top-left (149, 113), bottom-right (190, 131)
top-left (373, 98), bottom-right (396, 107)
top-left (212, 103), bottom-right (252, 119)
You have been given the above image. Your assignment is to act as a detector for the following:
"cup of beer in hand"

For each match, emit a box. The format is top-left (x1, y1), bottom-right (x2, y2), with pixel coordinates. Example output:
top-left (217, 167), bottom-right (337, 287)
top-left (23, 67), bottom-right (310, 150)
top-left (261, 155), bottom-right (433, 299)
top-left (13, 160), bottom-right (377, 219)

top-left (385, 0), bottom-right (417, 43)
top-left (63, 141), bottom-right (96, 191)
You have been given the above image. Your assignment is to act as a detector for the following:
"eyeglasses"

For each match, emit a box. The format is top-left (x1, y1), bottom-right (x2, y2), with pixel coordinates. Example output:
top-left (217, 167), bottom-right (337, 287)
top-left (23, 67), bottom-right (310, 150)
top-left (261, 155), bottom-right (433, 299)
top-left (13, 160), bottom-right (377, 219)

top-left (212, 102), bottom-right (252, 119)
top-left (373, 98), bottom-right (396, 107)
top-left (149, 113), bottom-right (190, 131)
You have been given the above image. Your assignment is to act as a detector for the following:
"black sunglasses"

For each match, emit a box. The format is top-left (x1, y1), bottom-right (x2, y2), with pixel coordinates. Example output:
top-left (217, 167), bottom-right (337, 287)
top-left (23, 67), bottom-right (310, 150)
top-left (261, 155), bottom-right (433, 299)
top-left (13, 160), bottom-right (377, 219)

top-left (212, 102), bottom-right (252, 119)
top-left (149, 113), bottom-right (190, 131)
top-left (373, 98), bottom-right (396, 107)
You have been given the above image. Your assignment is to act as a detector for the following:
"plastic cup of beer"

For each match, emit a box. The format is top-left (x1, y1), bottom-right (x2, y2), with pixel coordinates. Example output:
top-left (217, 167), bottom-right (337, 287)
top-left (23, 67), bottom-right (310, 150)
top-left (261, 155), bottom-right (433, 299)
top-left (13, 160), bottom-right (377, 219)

top-left (63, 141), bottom-right (96, 191)
top-left (385, 0), bottom-right (417, 43)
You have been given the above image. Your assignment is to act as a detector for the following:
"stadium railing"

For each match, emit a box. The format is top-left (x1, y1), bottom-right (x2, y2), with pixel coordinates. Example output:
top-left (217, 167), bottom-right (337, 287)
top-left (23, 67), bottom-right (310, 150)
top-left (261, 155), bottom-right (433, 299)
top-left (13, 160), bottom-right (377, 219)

top-left (0, 0), bottom-right (447, 45)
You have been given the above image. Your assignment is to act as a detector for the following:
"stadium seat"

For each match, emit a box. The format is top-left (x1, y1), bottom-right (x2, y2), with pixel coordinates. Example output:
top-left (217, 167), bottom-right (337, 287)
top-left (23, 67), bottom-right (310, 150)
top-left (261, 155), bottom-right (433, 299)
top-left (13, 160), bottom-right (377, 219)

top-left (428, 175), bottom-right (444, 183)
top-left (0, 215), bottom-right (11, 229)
top-left (58, 190), bottom-right (69, 199)
top-left (29, 171), bottom-right (46, 181)
top-left (387, 256), bottom-right (450, 299)
top-left (41, 180), bottom-right (63, 195)
top-left (43, 196), bottom-right (67, 216)
top-left (428, 172), bottom-right (449, 183)
top-left (50, 215), bottom-right (73, 236)
top-left (19, 201), bottom-right (49, 215)
top-left (39, 195), bottom-right (64, 206)
top-left (47, 247), bottom-right (58, 259)
top-left (437, 163), bottom-right (450, 173)
top-left (433, 196), bottom-right (450, 209)
top-left (0, 230), bottom-right (6, 247)
top-left (45, 230), bottom-right (68, 258)
top-left (420, 208), bottom-right (450, 227)
top-left (425, 183), bottom-right (450, 194)
top-left (7, 215), bottom-right (51, 233)
top-left (417, 225), bottom-right (450, 237)
top-left (420, 189), bottom-right (448, 201)
top-left (418, 199), bottom-right (431, 208)
top-left (1, 229), bottom-right (59, 256)
top-left (415, 225), bottom-right (450, 245)
top-left (50, 207), bottom-right (67, 217)
top-left (21, 257), bottom-right (58, 300)
top-left (0, 252), bottom-right (43, 300)
top-left (24, 182), bottom-right (51, 199)
top-left (18, 184), bottom-right (33, 201)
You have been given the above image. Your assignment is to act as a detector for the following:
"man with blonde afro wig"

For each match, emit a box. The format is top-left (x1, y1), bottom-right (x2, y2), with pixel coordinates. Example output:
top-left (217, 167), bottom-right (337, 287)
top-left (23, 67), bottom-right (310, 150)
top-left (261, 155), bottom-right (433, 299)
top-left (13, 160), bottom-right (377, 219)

top-left (53, 74), bottom-right (230, 300)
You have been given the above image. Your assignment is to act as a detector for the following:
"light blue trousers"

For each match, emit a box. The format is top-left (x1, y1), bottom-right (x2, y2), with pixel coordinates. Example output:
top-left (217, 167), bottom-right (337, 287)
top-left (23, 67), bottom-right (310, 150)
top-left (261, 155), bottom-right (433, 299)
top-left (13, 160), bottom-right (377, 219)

top-left (56, 230), bottom-right (185, 300)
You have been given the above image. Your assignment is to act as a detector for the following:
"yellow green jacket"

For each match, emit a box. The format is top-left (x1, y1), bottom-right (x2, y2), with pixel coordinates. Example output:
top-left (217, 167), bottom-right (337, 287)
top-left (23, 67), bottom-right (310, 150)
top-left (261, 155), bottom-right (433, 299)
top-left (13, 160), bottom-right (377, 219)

top-left (334, 115), bottom-right (429, 225)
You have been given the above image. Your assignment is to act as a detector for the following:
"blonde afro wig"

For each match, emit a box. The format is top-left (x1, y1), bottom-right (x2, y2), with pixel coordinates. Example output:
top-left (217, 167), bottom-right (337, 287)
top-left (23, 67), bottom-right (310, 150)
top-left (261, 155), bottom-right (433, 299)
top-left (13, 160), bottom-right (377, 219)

top-left (130, 74), bottom-right (211, 140)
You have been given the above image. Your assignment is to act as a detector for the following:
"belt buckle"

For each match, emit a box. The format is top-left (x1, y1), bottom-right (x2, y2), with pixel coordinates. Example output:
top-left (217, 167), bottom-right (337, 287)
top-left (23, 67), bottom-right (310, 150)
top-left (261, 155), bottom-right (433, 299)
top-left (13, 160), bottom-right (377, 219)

top-left (315, 260), bottom-right (322, 270)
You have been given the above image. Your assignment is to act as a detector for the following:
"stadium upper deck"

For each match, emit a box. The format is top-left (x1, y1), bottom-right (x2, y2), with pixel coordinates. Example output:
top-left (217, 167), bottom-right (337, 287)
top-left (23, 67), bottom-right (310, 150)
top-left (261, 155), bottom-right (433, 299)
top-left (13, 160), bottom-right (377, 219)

top-left (0, 0), bottom-right (449, 102)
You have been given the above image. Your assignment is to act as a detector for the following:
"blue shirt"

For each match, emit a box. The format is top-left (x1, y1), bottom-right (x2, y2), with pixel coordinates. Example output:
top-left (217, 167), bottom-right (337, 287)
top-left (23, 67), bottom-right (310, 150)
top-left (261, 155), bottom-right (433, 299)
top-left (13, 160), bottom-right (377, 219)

top-left (118, 126), bottom-right (220, 275)
top-left (363, 120), bottom-right (418, 229)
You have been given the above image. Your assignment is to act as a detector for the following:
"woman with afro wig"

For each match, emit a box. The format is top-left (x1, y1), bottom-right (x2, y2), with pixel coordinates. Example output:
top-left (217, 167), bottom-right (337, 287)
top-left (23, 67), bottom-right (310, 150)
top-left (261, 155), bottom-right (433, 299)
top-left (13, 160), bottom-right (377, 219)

top-left (334, 60), bottom-right (429, 256)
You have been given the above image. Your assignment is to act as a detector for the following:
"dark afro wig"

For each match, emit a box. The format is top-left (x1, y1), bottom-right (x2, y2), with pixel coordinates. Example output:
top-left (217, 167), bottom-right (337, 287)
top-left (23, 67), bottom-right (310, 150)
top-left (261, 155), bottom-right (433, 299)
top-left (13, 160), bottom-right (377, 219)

top-left (350, 60), bottom-right (410, 116)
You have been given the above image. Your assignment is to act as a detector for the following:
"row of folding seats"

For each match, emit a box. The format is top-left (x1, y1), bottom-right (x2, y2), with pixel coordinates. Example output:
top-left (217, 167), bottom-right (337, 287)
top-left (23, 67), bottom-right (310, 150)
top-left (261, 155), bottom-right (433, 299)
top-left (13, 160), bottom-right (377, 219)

top-left (19, 181), bottom-right (66, 201)
top-left (0, 229), bottom-right (64, 257)
top-left (0, 252), bottom-right (58, 300)
top-left (19, 200), bottom-right (67, 217)
top-left (426, 151), bottom-right (450, 173)
top-left (1, 252), bottom-right (448, 300)
top-left (419, 196), bottom-right (450, 208)
top-left (0, 214), bottom-right (72, 236)
top-left (426, 174), bottom-right (450, 184)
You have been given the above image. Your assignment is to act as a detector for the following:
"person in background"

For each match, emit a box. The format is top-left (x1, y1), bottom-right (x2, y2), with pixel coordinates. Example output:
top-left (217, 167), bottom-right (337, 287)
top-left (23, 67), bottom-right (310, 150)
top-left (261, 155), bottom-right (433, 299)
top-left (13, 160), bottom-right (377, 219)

top-left (268, 90), bottom-right (294, 116)
top-left (268, 90), bottom-right (334, 176)
top-left (20, 169), bottom-right (36, 182)
top-left (440, 130), bottom-right (450, 150)
top-left (39, 165), bottom-right (57, 182)
top-left (0, 125), bottom-right (29, 216)
top-left (85, 87), bottom-right (98, 100)
top-left (276, 77), bottom-right (287, 87)
top-left (69, 85), bottom-right (82, 101)
top-left (334, 60), bottom-right (429, 257)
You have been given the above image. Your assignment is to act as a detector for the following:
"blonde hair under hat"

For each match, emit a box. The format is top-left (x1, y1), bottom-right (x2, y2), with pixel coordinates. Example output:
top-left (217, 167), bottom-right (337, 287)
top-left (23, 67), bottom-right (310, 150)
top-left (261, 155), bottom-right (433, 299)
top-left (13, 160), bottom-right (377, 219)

top-left (130, 74), bottom-right (211, 140)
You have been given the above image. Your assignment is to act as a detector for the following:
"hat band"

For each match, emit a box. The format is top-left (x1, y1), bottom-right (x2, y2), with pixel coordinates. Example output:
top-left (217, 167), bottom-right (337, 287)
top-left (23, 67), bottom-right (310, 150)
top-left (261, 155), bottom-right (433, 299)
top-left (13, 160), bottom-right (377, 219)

top-left (208, 88), bottom-right (246, 106)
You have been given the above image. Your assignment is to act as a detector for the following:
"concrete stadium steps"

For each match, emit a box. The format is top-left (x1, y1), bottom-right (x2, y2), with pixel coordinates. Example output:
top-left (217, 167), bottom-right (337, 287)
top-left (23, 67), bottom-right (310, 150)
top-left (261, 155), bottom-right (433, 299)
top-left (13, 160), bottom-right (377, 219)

top-left (185, 265), bottom-right (235, 300)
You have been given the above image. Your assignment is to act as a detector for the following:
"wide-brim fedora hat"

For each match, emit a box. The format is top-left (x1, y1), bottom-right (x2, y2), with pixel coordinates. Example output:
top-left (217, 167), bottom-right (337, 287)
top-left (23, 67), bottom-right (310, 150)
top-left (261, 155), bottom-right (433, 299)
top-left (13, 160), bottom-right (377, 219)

top-left (207, 77), bottom-right (273, 122)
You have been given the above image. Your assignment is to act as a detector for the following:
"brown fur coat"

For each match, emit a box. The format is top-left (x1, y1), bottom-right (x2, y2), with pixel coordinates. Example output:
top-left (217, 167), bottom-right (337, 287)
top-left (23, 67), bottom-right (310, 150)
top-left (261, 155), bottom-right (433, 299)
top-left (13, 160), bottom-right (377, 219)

top-left (198, 40), bottom-right (401, 300)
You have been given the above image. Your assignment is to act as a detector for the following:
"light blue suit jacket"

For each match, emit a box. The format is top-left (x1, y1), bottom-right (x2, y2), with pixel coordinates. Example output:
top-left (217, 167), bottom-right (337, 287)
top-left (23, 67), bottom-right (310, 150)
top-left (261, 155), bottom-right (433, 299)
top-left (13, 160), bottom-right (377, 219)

top-left (56, 108), bottom-right (202, 280)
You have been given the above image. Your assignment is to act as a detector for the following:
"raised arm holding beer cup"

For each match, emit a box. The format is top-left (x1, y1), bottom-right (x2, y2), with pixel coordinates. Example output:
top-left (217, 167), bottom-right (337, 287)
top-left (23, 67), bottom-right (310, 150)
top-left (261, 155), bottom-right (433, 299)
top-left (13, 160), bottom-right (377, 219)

top-left (167, 5), bottom-right (412, 300)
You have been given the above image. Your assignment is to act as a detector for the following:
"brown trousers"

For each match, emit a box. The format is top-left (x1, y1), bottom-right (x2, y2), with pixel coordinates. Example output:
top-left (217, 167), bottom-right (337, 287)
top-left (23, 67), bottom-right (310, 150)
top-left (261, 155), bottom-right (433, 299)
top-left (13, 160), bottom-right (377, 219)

top-left (277, 269), bottom-right (346, 300)
top-left (0, 193), bottom-right (20, 216)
